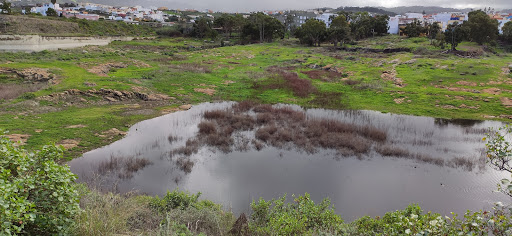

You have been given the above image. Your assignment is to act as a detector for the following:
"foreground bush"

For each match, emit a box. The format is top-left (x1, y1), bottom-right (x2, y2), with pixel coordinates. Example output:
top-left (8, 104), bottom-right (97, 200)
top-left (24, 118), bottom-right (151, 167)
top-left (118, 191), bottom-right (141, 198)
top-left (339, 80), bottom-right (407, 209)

top-left (249, 193), bottom-right (344, 235)
top-left (0, 134), bottom-right (80, 235)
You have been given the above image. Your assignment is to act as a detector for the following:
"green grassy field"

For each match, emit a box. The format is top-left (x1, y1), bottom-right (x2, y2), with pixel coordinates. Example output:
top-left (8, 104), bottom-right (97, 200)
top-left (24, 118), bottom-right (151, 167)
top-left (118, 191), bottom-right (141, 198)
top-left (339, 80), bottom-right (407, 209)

top-left (1, 35), bottom-right (511, 158)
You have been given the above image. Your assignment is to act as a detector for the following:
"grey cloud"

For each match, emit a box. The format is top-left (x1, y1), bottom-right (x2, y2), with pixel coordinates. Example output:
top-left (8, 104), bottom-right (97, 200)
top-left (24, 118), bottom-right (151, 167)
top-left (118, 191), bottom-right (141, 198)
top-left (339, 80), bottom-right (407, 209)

top-left (90, 0), bottom-right (511, 11)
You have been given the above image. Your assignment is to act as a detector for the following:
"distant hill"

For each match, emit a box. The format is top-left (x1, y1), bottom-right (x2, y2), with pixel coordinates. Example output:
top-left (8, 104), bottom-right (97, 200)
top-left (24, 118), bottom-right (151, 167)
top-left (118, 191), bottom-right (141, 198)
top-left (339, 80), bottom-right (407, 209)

top-left (380, 6), bottom-right (474, 15)
top-left (335, 6), bottom-right (396, 16)
top-left (501, 9), bottom-right (512, 13)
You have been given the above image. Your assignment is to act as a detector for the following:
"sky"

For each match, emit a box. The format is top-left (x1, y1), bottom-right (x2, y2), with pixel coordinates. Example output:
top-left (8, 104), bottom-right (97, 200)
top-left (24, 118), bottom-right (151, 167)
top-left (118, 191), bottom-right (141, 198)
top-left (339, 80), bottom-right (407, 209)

top-left (146, 0), bottom-right (512, 12)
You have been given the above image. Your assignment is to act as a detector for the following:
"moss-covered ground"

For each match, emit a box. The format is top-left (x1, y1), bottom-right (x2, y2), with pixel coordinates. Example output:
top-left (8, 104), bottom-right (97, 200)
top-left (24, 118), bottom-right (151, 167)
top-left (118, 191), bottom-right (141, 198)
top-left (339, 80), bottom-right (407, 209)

top-left (1, 35), bottom-right (511, 158)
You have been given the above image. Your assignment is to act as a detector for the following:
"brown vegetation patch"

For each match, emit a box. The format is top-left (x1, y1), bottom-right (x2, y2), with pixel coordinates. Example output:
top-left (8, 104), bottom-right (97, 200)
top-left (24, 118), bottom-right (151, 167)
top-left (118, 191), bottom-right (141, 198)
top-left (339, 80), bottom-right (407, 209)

top-left (168, 63), bottom-right (211, 73)
top-left (57, 139), bottom-right (80, 149)
top-left (5, 134), bottom-right (30, 145)
top-left (171, 102), bottom-right (387, 161)
top-left (87, 63), bottom-right (127, 77)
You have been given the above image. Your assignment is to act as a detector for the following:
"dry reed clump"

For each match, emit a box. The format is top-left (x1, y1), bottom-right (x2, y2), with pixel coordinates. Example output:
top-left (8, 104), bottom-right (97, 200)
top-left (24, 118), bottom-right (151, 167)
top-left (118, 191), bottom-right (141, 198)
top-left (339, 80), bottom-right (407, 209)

top-left (375, 145), bottom-right (411, 158)
top-left (343, 79), bottom-right (361, 86)
top-left (448, 157), bottom-right (475, 171)
top-left (176, 157), bottom-right (194, 173)
top-left (198, 121), bottom-right (217, 135)
top-left (301, 70), bottom-right (341, 82)
top-left (232, 100), bottom-right (257, 112)
top-left (97, 156), bottom-right (153, 179)
top-left (260, 68), bottom-right (317, 98)
top-left (0, 83), bottom-right (46, 100)
top-left (167, 135), bottom-right (178, 144)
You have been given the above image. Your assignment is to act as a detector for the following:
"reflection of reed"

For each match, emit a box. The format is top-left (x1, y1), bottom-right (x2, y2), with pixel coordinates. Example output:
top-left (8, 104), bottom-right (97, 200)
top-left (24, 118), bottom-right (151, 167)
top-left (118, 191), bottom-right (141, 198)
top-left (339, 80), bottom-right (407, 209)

top-left (97, 155), bottom-right (153, 179)
top-left (375, 144), bottom-right (478, 171)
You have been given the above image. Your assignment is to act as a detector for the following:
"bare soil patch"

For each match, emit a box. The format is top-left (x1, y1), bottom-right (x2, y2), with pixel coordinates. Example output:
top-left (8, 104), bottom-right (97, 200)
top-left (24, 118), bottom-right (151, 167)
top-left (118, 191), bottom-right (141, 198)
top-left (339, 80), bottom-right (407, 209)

top-left (57, 139), bottom-right (81, 149)
top-left (194, 88), bottom-right (216, 96)
top-left (87, 63), bottom-right (127, 77)
top-left (5, 134), bottom-right (30, 146)
top-left (500, 97), bottom-right (512, 108)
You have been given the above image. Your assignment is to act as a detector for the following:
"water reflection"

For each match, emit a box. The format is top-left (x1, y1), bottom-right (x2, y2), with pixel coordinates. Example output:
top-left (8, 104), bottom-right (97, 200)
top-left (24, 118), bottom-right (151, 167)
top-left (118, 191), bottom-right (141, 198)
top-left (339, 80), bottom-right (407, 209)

top-left (69, 102), bottom-right (509, 221)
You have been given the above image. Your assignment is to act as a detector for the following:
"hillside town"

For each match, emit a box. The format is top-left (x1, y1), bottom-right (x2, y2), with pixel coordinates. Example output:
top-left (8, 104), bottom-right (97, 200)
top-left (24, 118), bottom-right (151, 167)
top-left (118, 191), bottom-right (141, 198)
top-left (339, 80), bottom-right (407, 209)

top-left (7, 2), bottom-right (508, 34)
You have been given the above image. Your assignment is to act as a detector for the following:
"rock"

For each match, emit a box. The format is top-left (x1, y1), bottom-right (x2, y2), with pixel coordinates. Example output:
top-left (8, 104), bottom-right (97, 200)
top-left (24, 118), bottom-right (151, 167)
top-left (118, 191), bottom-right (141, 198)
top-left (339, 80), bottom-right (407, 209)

top-left (322, 64), bottom-right (333, 70)
top-left (105, 96), bottom-right (118, 102)
top-left (403, 59), bottom-right (417, 64)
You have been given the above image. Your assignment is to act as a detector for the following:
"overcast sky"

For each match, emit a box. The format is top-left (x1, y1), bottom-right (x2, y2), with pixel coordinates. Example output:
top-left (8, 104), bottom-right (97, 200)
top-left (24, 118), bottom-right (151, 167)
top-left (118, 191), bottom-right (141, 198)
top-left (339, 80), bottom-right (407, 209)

top-left (146, 0), bottom-right (512, 12)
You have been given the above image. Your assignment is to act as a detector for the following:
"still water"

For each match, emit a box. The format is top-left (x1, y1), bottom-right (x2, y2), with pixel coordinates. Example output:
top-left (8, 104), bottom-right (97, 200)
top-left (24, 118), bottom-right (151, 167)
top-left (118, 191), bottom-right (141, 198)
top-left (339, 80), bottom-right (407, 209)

top-left (69, 102), bottom-right (510, 221)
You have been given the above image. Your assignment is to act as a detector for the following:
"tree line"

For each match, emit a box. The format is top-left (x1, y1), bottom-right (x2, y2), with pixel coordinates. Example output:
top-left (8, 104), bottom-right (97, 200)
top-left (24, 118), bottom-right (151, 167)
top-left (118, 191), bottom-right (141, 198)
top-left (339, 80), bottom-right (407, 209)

top-left (403, 10), bottom-right (512, 50)
top-left (160, 11), bottom-right (391, 46)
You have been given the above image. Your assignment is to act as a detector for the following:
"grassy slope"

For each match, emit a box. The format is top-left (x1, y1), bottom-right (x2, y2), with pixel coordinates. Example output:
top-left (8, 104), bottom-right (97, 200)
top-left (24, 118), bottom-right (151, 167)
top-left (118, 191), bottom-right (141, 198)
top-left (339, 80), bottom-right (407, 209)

top-left (0, 35), bottom-right (511, 159)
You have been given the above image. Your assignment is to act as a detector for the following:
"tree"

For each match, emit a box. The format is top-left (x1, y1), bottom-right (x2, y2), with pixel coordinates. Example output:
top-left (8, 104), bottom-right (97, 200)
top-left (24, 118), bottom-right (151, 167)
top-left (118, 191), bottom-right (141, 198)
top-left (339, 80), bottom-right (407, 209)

top-left (46, 7), bottom-right (58, 17)
top-left (0, 0), bottom-right (11, 14)
top-left (242, 13), bottom-right (284, 43)
top-left (444, 22), bottom-right (466, 50)
top-left (466, 10), bottom-right (499, 44)
top-left (328, 15), bottom-right (350, 47)
top-left (284, 14), bottom-right (295, 38)
top-left (502, 21), bottom-right (512, 42)
top-left (348, 12), bottom-right (374, 40)
top-left (214, 13), bottom-right (236, 40)
top-left (485, 125), bottom-right (512, 197)
top-left (191, 17), bottom-right (216, 39)
top-left (426, 22), bottom-right (441, 44)
top-left (373, 15), bottom-right (390, 36)
top-left (295, 18), bottom-right (326, 46)
top-left (0, 134), bottom-right (80, 234)
top-left (433, 32), bottom-right (446, 49)
top-left (403, 19), bottom-right (424, 37)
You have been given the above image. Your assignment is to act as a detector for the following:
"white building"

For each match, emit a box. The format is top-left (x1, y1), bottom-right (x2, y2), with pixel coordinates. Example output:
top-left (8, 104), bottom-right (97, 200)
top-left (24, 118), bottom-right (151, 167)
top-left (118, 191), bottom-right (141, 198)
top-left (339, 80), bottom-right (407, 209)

top-left (387, 16), bottom-right (400, 34)
top-left (31, 3), bottom-right (62, 16)
top-left (316, 13), bottom-right (336, 27)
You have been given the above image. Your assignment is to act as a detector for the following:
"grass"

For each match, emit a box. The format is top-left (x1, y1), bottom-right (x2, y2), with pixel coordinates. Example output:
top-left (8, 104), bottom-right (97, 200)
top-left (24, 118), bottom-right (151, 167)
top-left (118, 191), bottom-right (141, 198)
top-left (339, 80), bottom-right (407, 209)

top-left (0, 35), bottom-right (511, 159)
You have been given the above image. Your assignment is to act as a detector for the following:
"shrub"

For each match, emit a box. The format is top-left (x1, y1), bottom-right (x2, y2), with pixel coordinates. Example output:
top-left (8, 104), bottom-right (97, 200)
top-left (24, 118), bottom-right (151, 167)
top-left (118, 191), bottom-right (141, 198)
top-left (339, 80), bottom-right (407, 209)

top-left (0, 134), bottom-right (80, 235)
top-left (150, 189), bottom-right (219, 213)
top-left (249, 193), bottom-right (343, 235)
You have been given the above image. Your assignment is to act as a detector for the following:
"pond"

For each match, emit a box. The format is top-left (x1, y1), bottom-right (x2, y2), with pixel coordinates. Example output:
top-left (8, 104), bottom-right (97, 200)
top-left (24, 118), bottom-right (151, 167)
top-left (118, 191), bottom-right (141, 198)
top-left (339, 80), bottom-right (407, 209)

top-left (68, 102), bottom-right (510, 221)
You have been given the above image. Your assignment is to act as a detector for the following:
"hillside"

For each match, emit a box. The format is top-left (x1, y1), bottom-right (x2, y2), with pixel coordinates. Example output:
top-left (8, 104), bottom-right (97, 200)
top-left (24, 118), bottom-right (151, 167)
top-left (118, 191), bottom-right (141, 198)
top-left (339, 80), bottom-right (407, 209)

top-left (0, 15), bottom-right (81, 35)
top-left (0, 15), bottom-right (155, 36)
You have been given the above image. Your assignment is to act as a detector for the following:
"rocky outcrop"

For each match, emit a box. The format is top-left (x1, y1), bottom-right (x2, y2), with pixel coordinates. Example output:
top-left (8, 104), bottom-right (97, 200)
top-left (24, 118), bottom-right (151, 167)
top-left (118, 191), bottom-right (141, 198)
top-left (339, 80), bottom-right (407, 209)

top-left (41, 88), bottom-right (173, 102)
top-left (0, 67), bottom-right (55, 83)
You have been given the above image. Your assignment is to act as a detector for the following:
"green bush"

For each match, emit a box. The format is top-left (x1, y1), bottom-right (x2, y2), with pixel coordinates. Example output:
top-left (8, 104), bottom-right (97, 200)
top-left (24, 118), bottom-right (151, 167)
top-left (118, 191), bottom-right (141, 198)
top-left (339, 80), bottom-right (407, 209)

top-left (249, 193), bottom-right (343, 235)
top-left (0, 134), bottom-right (80, 235)
top-left (19, 92), bottom-right (35, 100)
top-left (150, 189), bottom-right (220, 213)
